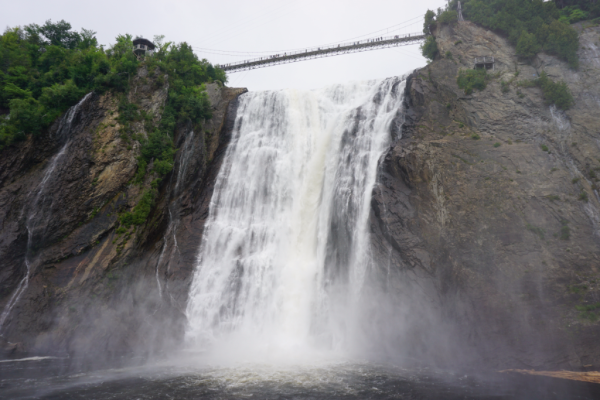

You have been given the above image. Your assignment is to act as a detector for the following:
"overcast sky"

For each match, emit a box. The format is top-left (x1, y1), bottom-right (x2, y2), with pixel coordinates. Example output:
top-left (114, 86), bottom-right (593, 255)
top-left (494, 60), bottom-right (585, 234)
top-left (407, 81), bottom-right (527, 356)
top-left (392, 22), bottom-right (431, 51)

top-left (3, 0), bottom-right (446, 91)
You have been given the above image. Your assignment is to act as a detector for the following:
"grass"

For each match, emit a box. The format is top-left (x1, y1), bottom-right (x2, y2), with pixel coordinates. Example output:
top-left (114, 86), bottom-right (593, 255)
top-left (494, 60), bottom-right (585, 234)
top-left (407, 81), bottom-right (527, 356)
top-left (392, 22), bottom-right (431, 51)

top-left (572, 177), bottom-right (580, 184)
top-left (452, 154), bottom-right (473, 165)
top-left (560, 223), bottom-right (570, 241)
top-left (569, 285), bottom-right (588, 294)
top-left (546, 195), bottom-right (560, 202)
top-left (576, 303), bottom-right (600, 322)
top-left (526, 223), bottom-right (545, 240)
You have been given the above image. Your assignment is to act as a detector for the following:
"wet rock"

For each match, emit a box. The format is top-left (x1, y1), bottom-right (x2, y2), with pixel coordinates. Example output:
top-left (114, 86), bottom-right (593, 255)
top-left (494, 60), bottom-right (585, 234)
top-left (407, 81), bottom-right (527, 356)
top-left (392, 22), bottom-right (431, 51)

top-left (0, 65), bottom-right (246, 363)
top-left (370, 21), bottom-right (600, 370)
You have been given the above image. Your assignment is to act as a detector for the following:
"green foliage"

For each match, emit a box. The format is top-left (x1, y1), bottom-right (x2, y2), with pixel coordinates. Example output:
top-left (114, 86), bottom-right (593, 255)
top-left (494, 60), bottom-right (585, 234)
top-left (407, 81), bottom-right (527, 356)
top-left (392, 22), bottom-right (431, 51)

top-left (471, 133), bottom-right (481, 140)
top-left (420, 36), bottom-right (438, 62)
top-left (560, 221), bottom-right (570, 240)
top-left (119, 189), bottom-right (156, 227)
top-left (424, 10), bottom-right (437, 34)
top-left (457, 0), bottom-right (580, 67)
top-left (493, 142), bottom-right (501, 147)
top-left (0, 21), bottom-right (226, 151)
top-left (540, 144), bottom-right (549, 151)
top-left (438, 10), bottom-right (458, 24)
top-left (532, 71), bottom-right (574, 110)
top-left (457, 68), bottom-right (488, 94)
top-left (133, 157), bottom-right (148, 184)
top-left (579, 191), bottom-right (589, 202)
top-left (558, 4), bottom-right (596, 24)
top-left (516, 30), bottom-right (541, 59)
top-left (526, 223), bottom-right (545, 239)
top-left (576, 303), bottom-right (600, 322)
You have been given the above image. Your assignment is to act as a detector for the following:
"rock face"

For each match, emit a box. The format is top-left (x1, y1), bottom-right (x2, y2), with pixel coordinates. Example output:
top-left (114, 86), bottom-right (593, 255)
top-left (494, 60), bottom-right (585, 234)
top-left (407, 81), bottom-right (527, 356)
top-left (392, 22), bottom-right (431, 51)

top-left (370, 21), bottom-right (600, 370)
top-left (2, 21), bottom-right (600, 373)
top-left (0, 65), bottom-right (246, 362)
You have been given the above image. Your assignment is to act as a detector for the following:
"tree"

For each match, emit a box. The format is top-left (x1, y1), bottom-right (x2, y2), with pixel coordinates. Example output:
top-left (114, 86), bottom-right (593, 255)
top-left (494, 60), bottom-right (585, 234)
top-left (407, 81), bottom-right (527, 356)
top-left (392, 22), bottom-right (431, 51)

top-left (38, 20), bottom-right (81, 49)
top-left (420, 35), bottom-right (439, 61)
top-left (424, 10), bottom-right (436, 34)
top-left (516, 30), bottom-right (541, 60)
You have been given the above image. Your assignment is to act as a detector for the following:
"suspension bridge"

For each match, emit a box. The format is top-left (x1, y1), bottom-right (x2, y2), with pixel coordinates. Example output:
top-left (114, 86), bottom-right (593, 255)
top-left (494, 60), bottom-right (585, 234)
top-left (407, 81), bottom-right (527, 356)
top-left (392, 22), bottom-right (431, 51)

top-left (216, 32), bottom-right (426, 73)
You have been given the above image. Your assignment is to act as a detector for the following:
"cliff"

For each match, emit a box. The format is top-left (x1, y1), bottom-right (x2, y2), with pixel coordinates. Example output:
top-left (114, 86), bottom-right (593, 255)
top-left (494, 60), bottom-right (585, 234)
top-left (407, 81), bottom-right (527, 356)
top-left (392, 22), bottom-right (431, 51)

top-left (370, 21), bottom-right (600, 370)
top-left (2, 20), bottom-right (600, 374)
top-left (0, 66), bottom-right (246, 362)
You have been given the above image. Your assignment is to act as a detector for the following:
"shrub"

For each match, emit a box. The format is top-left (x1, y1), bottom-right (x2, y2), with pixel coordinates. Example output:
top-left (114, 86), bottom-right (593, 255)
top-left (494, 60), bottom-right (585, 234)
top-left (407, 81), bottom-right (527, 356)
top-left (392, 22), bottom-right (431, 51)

top-left (540, 144), bottom-right (549, 152)
top-left (437, 10), bottom-right (458, 25)
top-left (457, 69), bottom-right (488, 94)
top-left (471, 133), bottom-right (480, 140)
top-left (560, 222), bottom-right (570, 240)
top-left (420, 36), bottom-right (438, 61)
top-left (457, 0), bottom-right (580, 68)
top-left (501, 80), bottom-right (510, 93)
top-left (526, 223), bottom-right (545, 240)
top-left (579, 191), bottom-right (589, 202)
top-left (119, 189), bottom-right (156, 227)
top-left (533, 72), bottom-right (574, 110)
top-left (493, 142), bottom-right (501, 147)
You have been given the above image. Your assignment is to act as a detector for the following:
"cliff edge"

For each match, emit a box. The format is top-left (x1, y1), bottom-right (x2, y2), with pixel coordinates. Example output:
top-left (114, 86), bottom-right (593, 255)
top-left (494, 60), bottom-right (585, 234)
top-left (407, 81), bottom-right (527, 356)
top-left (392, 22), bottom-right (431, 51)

top-left (370, 21), bottom-right (600, 370)
top-left (0, 66), bottom-right (246, 363)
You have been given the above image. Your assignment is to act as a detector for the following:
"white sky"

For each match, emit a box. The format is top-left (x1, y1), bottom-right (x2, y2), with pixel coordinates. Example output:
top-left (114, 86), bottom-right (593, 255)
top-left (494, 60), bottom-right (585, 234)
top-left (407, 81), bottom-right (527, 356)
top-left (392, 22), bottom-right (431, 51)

top-left (3, 0), bottom-right (446, 91)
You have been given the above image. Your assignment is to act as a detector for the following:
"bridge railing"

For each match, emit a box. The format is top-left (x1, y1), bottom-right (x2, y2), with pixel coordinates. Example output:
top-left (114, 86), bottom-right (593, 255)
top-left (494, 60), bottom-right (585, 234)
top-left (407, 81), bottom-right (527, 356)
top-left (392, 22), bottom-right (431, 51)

top-left (217, 32), bottom-right (425, 72)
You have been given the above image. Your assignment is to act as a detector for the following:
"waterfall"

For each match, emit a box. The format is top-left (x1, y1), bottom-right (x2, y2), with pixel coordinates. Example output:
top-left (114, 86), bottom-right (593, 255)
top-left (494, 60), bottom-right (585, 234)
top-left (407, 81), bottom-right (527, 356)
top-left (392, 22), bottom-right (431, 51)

top-left (0, 94), bottom-right (91, 332)
top-left (155, 128), bottom-right (196, 298)
top-left (185, 77), bottom-right (405, 361)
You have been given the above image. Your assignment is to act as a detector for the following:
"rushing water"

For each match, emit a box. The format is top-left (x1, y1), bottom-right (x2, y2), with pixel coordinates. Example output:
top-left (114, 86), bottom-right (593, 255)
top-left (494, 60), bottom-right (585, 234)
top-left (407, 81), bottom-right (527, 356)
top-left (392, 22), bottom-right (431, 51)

top-left (3, 82), bottom-right (599, 399)
top-left (185, 77), bottom-right (404, 361)
top-left (1, 356), bottom-right (598, 399)
top-left (0, 93), bottom-right (92, 332)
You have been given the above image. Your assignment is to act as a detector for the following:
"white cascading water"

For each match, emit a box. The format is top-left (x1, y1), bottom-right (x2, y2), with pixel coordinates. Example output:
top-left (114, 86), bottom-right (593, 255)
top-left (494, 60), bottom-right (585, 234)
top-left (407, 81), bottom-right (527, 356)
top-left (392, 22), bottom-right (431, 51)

top-left (185, 77), bottom-right (405, 362)
top-left (0, 93), bottom-right (91, 332)
top-left (155, 128), bottom-right (195, 298)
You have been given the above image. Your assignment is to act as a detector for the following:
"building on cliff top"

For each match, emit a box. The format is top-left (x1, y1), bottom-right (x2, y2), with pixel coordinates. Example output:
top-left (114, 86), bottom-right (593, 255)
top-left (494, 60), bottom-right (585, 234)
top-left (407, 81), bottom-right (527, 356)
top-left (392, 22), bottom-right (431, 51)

top-left (133, 38), bottom-right (155, 60)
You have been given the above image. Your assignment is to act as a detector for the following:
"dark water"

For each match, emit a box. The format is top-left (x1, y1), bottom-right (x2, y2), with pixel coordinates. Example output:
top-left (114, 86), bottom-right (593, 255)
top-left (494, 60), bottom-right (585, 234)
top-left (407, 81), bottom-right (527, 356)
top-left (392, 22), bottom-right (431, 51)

top-left (1, 357), bottom-right (599, 399)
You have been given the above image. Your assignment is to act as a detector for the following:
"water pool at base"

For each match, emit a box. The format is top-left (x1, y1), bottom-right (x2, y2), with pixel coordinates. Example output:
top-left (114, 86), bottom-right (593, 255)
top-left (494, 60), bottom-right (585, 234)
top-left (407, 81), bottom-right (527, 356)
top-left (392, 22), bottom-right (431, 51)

top-left (1, 357), bottom-right (598, 399)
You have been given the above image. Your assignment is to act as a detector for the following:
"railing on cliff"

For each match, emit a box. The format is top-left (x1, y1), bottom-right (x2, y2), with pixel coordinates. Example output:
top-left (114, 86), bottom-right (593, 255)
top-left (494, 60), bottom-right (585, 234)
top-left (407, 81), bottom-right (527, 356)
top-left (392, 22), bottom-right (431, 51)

top-left (216, 32), bottom-right (426, 73)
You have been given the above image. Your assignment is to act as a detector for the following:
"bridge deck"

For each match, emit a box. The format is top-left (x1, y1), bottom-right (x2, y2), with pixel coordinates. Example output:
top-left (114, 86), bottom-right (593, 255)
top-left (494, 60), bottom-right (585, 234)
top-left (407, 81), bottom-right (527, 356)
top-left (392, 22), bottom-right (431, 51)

top-left (218, 33), bottom-right (426, 73)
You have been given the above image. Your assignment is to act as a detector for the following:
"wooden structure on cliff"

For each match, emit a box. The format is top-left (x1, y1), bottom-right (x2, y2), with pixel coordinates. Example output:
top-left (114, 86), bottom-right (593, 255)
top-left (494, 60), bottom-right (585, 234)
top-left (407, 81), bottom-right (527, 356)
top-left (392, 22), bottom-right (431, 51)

top-left (133, 38), bottom-right (156, 60)
top-left (217, 32), bottom-right (426, 73)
